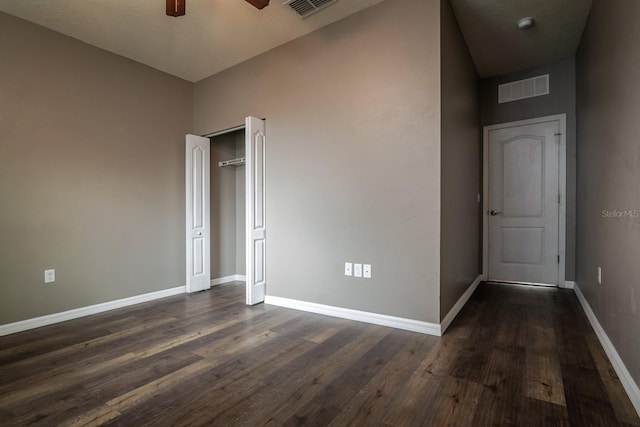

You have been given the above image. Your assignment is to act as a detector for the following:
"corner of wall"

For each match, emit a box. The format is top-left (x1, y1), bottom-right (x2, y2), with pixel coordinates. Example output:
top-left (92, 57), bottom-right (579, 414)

top-left (438, 0), bottom-right (482, 319)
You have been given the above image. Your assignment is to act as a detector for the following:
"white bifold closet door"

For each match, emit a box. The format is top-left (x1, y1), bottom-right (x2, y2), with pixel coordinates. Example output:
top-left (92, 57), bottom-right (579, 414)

top-left (185, 134), bottom-right (211, 293)
top-left (245, 117), bottom-right (266, 305)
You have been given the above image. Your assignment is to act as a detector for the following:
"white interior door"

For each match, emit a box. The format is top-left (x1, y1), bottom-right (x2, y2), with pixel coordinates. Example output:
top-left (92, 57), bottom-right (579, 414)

top-left (245, 117), bottom-right (266, 305)
top-left (487, 119), bottom-right (560, 285)
top-left (185, 134), bottom-right (211, 293)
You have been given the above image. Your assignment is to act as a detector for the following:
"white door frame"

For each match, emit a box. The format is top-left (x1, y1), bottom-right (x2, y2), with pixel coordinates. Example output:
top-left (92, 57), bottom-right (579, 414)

top-left (482, 114), bottom-right (566, 287)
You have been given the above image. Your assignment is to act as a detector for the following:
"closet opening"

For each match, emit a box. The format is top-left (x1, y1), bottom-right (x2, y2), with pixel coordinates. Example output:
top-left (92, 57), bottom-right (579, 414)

top-left (210, 128), bottom-right (246, 288)
top-left (185, 117), bottom-right (266, 304)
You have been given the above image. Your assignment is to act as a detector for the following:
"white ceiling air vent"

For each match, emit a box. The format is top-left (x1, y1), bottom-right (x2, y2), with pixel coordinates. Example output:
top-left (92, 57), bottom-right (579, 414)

top-left (498, 74), bottom-right (549, 104)
top-left (284, 0), bottom-right (338, 19)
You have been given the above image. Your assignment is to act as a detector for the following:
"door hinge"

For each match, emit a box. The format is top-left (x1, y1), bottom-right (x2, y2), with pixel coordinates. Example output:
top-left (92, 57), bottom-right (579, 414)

top-left (558, 255), bottom-right (560, 263)
top-left (554, 132), bottom-right (562, 143)
top-left (558, 193), bottom-right (561, 204)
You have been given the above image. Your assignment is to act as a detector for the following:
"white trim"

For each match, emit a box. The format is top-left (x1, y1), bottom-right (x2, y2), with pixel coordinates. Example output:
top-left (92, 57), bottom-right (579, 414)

top-left (482, 129), bottom-right (489, 277)
top-left (202, 124), bottom-right (245, 139)
top-left (441, 275), bottom-right (482, 333)
top-left (574, 283), bottom-right (640, 417)
top-left (487, 280), bottom-right (556, 288)
top-left (211, 275), bottom-right (247, 286)
top-left (561, 280), bottom-right (576, 289)
top-left (558, 116), bottom-right (567, 287)
top-left (487, 281), bottom-right (556, 289)
top-left (264, 296), bottom-right (441, 336)
top-left (0, 286), bottom-right (185, 337)
top-left (483, 114), bottom-right (567, 286)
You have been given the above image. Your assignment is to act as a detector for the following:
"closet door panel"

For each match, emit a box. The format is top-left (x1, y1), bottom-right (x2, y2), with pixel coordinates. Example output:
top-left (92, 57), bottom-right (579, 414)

top-left (246, 117), bottom-right (266, 305)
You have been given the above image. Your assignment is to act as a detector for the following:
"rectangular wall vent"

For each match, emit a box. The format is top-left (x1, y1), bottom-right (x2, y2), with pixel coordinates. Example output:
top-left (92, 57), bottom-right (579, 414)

top-left (283, 0), bottom-right (337, 19)
top-left (498, 74), bottom-right (549, 104)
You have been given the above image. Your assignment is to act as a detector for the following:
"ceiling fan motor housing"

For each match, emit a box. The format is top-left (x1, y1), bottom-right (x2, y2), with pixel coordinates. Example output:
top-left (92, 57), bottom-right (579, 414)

top-left (166, 0), bottom-right (186, 17)
top-left (245, 0), bottom-right (271, 9)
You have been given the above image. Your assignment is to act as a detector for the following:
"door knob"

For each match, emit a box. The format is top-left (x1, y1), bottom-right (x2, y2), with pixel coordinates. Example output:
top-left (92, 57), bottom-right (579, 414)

top-left (490, 210), bottom-right (502, 216)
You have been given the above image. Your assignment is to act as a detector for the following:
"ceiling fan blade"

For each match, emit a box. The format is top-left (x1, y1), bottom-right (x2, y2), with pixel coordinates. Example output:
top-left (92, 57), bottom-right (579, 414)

top-left (245, 0), bottom-right (270, 10)
top-left (166, 0), bottom-right (186, 17)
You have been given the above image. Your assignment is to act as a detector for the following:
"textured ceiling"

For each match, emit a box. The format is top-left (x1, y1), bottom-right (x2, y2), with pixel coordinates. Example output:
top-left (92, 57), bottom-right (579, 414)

top-left (0, 0), bottom-right (384, 82)
top-left (450, 0), bottom-right (592, 78)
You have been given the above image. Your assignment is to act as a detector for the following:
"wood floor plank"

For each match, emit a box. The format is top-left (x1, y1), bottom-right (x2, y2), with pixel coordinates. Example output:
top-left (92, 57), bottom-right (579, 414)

top-left (561, 363), bottom-right (623, 426)
top-left (420, 374), bottom-right (484, 427)
top-left (0, 310), bottom-right (256, 405)
top-left (585, 333), bottom-right (640, 425)
top-left (524, 325), bottom-right (566, 405)
top-left (493, 300), bottom-right (528, 350)
top-left (374, 337), bottom-right (461, 425)
top-left (0, 315), bottom-right (139, 364)
top-left (1, 316), bottom-right (179, 372)
top-left (7, 352), bottom-right (202, 426)
top-left (0, 302), bottom-right (248, 391)
top-left (276, 329), bottom-right (411, 426)
top-left (219, 323), bottom-right (388, 427)
top-left (325, 333), bottom-right (439, 426)
top-left (519, 395), bottom-right (570, 427)
top-left (0, 299), bottom-right (284, 413)
top-left (471, 346), bottom-right (526, 426)
top-left (0, 282), bottom-right (638, 426)
top-left (103, 314), bottom-right (331, 425)
top-left (98, 314), bottom-right (303, 419)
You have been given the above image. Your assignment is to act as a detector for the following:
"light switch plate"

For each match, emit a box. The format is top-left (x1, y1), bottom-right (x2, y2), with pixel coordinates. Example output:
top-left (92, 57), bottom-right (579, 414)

top-left (44, 269), bottom-right (55, 284)
top-left (363, 264), bottom-right (371, 278)
top-left (344, 262), bottom-right (353, 276)
top-left (354, 263), bottom-right (362, 278)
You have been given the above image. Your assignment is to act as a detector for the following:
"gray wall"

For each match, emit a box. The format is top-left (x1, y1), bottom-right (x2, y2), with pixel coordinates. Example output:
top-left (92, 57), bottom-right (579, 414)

top-left (480, 57), bottom-right (577, 281)
top-left (439, 0), bottom-right (481, 320)
top-left (576, 0), bottom-right (640, 386)
top-left (194, 0), bottom-right (443, 323)
top-left (0, 12), bottom-right (193, 324)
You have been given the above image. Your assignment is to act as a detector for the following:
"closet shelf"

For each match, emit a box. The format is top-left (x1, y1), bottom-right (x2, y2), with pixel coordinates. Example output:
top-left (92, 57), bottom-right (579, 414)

top-left (218, 157), bottom-right (246, 167)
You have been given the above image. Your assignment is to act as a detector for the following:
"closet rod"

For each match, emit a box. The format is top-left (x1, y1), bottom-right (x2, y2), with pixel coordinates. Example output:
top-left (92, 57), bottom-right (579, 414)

top-left (218, 157), bottom-right (246, 167)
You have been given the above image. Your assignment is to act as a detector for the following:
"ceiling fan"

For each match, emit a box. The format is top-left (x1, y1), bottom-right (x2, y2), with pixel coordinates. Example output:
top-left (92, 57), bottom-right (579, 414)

top-left (166, 0), bottom-right (270, 17)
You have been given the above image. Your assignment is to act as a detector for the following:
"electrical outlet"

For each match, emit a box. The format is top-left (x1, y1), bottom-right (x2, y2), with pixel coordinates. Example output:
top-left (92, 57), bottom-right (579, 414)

top-left (354, 263), bottom-right (362, 278)
top-left (597, 267), bottom-right (602, 284)
top-left (344, 262), bottom-right (353, 276)
top-left (44, 269), bottom-right (55, 284)
top-left (363, 264), bottom-right (371, 278)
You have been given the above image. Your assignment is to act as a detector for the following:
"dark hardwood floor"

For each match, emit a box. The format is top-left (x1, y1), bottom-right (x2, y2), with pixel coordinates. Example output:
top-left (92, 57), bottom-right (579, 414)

top-left (0, 282), bottom-right (638, 426)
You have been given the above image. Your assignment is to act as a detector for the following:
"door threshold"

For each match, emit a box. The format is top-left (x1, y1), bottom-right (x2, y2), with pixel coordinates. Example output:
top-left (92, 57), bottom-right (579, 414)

top-left (486, 280), bottom-right (558, 289)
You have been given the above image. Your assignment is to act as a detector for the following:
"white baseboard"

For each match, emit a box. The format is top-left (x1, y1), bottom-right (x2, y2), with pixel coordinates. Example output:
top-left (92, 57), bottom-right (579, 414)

top-left (440, 275), bottom-right (482, 334)
top-left (264, 295), bottom-right (441, 336)
top-left (561, 280), bottom-right (576, 289)
top-left (574, 283), bottom-right (640, 417)
top-left (0, 286), bottom-right (186, 337)
top-left (211, 275), bottom-right (246, 286)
